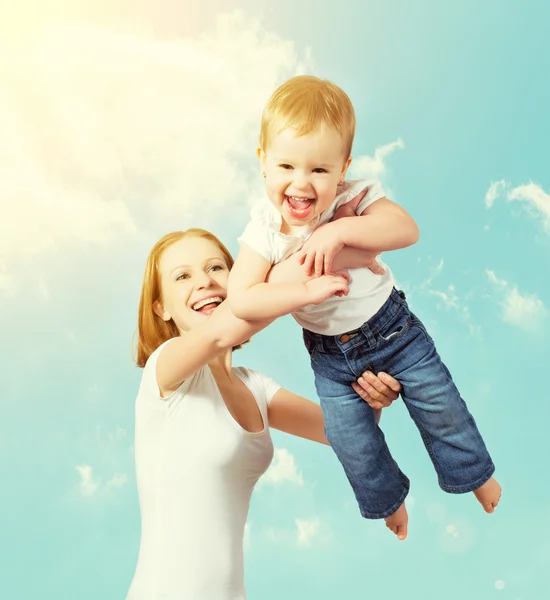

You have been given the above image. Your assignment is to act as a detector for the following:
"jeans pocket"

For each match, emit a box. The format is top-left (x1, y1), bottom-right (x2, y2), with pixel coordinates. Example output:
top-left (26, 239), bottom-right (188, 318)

top-left (376, 308), bottom-right (410, 346)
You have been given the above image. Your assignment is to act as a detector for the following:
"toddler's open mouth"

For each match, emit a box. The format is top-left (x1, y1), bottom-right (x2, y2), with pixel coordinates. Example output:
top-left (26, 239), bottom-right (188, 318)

top-left (284, 195), bottom-right (315, 219)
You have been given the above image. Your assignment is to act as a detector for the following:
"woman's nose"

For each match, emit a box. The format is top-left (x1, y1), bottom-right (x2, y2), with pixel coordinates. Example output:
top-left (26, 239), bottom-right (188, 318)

top-left (194, 270), bottom-right (213, 289)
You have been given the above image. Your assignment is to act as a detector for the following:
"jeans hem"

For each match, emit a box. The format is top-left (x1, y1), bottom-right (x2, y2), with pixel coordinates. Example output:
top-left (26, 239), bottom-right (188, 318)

top-left (359, 478), bottom-right (410, 520)
top-left (440, 462), bottom-right (496, 494)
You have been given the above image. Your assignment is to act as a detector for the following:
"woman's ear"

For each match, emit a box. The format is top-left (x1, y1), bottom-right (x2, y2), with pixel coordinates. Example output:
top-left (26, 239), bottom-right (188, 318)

top-left (153, 300), bottom-right (171, 321)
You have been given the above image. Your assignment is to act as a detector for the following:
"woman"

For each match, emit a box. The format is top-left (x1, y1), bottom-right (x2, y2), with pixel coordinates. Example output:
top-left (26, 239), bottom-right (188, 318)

top-left (126, 228), bottom-right (401, 600)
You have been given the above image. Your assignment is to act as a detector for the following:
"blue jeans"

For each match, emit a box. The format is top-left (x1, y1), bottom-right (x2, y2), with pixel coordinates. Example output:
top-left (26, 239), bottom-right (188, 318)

top-left (302, 288), bottom-right (495, 519)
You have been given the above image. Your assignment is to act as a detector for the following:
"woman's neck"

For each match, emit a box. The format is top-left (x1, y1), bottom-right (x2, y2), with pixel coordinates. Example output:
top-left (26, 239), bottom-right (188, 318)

top-left (208, 349), bottom-right (233, 380)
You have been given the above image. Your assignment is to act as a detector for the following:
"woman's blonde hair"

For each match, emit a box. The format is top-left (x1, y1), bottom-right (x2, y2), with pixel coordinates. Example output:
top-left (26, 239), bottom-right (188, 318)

top-left (134, 228), bottom-right (234, 368)
top-left (260, 75), bottom-right (356, 159)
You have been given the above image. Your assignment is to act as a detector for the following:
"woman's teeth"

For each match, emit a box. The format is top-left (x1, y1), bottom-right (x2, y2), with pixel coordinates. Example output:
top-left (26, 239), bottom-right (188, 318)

top-left (192, 297), bottom-right (223, 311)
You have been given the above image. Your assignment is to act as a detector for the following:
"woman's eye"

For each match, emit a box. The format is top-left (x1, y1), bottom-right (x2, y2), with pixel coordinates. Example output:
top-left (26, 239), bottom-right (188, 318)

top-left (209, 265), bottom-right (223, 272)
top-left (176, 273), bottom-right (190, 281)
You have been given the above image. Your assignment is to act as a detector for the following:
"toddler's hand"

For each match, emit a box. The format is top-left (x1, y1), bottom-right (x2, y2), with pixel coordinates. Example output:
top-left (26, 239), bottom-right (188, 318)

top-left (305, 270), bottom-right (350, 305)
top-left (298, 222), bottom-right (345, 277)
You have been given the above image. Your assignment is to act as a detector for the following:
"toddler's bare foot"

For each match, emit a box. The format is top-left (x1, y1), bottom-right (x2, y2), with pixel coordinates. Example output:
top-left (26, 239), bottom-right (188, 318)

top-left (473, 477), bottom-right (502, 513)
top-left (385, 502), bottom-right (408, 540)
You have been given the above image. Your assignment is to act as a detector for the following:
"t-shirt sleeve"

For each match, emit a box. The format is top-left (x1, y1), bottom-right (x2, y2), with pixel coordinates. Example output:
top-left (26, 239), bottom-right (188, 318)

top-left (260, 372), bottom-right (282, 405)
top-left (238, 368), bottom-right (282, 408)
top-left (237, 202), bottom-right (274, 264)
top-left (140, 338), bottom-right (192, 405)
top-left (319, 179), bottom-right (387, 225)
top-left (354, 179), bottom-right (386, 214)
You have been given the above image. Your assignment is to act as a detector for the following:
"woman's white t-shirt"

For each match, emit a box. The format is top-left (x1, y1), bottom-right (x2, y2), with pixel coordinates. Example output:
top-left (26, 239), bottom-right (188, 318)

top-left (126, 341), bottom-right (281, 600)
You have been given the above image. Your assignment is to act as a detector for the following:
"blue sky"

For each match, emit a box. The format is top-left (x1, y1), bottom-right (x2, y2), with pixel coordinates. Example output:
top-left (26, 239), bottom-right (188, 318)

top-left (1, 1), bottom-right (548, 599)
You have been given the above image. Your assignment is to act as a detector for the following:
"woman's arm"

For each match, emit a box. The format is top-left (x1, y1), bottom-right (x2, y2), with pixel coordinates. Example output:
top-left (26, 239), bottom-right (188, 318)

top-left (156, 301), bottom-right (272, 395)
top-left (268, 372), bottom-right (402, 444)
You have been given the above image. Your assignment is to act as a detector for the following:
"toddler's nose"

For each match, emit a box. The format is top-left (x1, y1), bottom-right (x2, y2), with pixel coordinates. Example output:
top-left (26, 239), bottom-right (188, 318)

top-left (292, 172), bottom-right (311, 192)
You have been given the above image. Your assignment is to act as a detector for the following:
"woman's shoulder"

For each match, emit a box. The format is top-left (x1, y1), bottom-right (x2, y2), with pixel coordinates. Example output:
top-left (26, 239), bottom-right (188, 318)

top-left (232, 365), bottom-right (262, 383)
top-left (142, 338), bottom-right (178, 379)
top-left (138, 339), bottom-right (206, 405)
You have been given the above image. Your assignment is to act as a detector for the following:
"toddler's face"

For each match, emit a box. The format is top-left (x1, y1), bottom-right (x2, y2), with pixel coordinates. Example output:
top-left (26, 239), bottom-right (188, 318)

top-left (259, 126), bottom-right (351, 229)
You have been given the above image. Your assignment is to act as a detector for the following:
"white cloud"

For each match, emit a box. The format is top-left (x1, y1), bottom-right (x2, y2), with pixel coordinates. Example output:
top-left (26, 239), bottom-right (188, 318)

top-left (75, 464), bottom-right (127, 497)
top-left (484, 180), bottom-right (550, 233)
top-left (501, 288), bottom-right (547, 330)
top-left (295, 518), bottom-right (320, 546)
top-left (486, 269), bottom-right (507, 287)
top-left (107, 426), bottom-right (128, 443)
top-left (508, 182), bottom-right (550, 233)
top-left (75, 465), bottom-right (99, 497)
top-left (439, 517), bottom-right (476, 554)
top-left (421, 265), bottom-right (480, 336)
top-left (428, 285), bottom-right (460, 310)
top-left (420, 258), bottom-right (444, 289)
top-left (106, 473), bottom-right (128, 489)
top-left (445, 523), bottom-right (459, 538)
top-left (0, 13), bottom-right (306, 276)
top-left (265, 518), bottom-right (326, 547)
top-left (486, 270), bottom-right (547, 332)
top-left (95, 425), bottom-right (129, 445)
top-left (260, 448), bottom-right (303, 487)
top-left (485, 179), bottom-right (507, 209)
top-left (350, 139), bottom-right (404, 179)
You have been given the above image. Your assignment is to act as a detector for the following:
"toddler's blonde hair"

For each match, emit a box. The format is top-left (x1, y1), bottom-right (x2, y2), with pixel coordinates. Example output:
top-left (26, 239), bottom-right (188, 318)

top-left (259, 75), bottom-right (356, 159)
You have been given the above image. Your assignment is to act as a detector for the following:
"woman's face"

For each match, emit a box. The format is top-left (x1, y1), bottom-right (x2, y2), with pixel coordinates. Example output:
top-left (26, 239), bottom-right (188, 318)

top-left (155, 236), bottom-right (230, 332)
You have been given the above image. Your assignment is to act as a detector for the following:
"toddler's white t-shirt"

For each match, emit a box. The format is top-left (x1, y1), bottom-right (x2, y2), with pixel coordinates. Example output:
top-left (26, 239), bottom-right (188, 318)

top-left (238, 179), bottom-right (396, 335)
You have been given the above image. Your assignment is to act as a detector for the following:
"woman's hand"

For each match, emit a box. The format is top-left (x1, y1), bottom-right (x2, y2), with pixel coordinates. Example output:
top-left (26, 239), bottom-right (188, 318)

top-left (353, 370), bottom-right (401, 410)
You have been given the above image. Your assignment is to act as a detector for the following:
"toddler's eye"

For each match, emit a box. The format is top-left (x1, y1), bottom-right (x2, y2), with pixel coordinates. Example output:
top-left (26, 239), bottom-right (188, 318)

top-left (279, 164), bottom-right (293, 170)
top-left (313, 168), bottom-right (328, 173)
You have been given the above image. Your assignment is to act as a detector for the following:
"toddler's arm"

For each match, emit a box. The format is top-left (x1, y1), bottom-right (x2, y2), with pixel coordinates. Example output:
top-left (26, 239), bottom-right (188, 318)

top-left (299, 194), bottom-right (419, 276)
top-left (267, 247), bottom-right (382, 286)
top-left (227, 244), bottom-right (350, 321)
top-left (344, 197), bottom-right (419, 251)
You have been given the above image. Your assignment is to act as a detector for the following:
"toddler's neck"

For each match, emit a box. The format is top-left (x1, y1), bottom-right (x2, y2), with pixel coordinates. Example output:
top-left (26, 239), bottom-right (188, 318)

top-left (279, 217), bottom-right (316, 237)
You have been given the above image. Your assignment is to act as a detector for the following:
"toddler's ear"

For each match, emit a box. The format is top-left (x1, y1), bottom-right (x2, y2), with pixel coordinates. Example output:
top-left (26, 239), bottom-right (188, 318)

top-left (341, 155), bottom-right (352, 178)
top-left (257, 147), bottom-right (267, 175)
